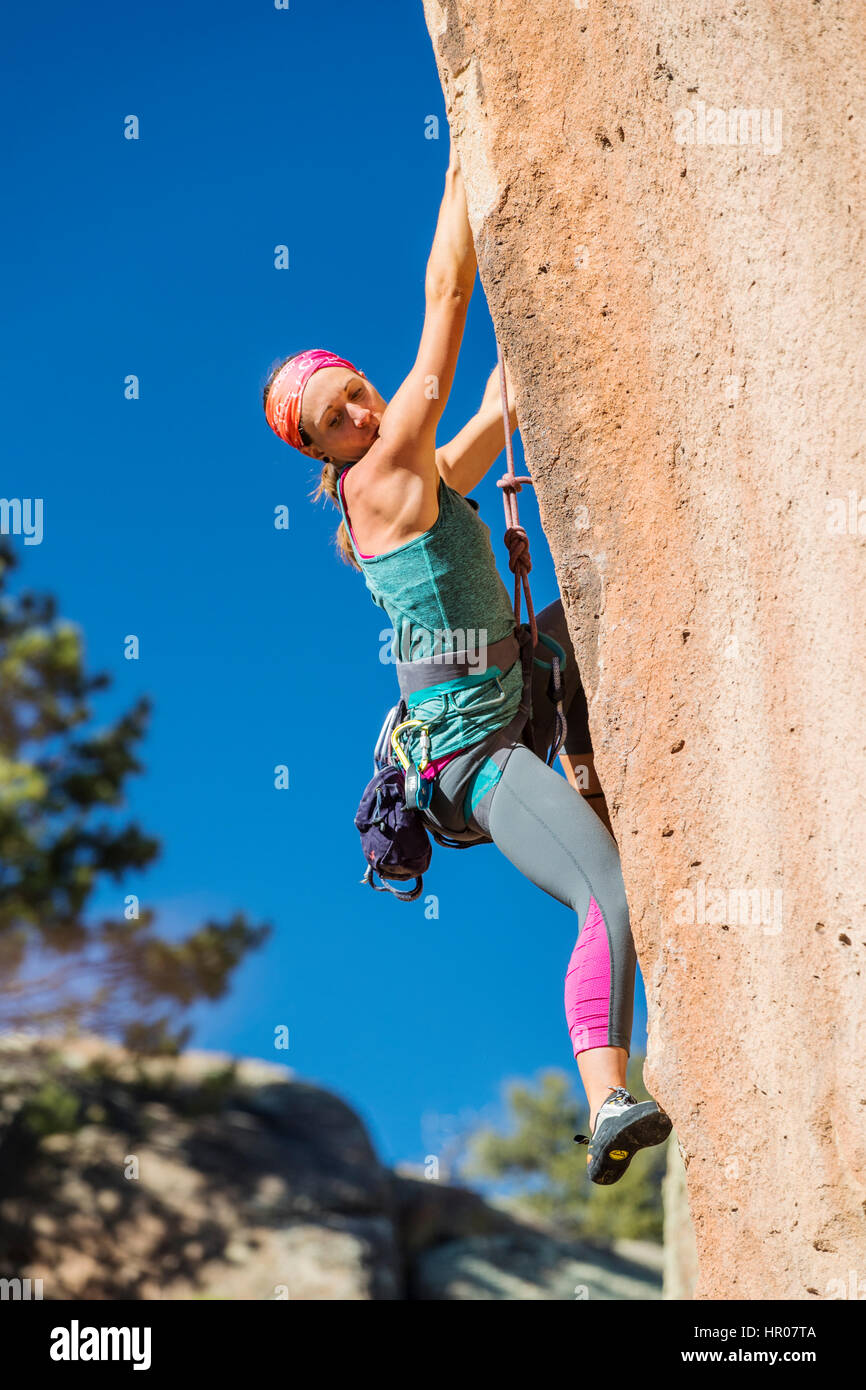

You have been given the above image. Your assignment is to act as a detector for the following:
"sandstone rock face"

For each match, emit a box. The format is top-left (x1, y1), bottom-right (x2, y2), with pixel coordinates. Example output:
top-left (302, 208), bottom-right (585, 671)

top-left (423, 0), bottom-right (866, 1299)
top-left (663, 1132), bottom-right (698, 1299)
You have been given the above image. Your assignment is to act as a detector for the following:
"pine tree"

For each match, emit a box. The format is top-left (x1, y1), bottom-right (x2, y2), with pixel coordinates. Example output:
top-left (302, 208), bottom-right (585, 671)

top-left (0, 541), bottom-right (270, 1054)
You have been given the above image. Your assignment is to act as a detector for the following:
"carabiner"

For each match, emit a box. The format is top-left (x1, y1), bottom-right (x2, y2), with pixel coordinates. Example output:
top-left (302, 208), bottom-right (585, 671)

top-left (391, 717), bottom-right (428, 771)
top-left (418, 726), bottom-right (432, 772)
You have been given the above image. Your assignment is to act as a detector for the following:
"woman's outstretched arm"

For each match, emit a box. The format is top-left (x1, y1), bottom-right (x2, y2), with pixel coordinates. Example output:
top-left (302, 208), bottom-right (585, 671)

top-left (374, 149), bottom-right (477, 481)
top-left (424, 141), bottom-right (477, 298)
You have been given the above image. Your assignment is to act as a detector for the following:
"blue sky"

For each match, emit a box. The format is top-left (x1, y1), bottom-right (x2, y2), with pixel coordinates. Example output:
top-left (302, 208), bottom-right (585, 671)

top-left (3, 0), bottom-right (646, 1167)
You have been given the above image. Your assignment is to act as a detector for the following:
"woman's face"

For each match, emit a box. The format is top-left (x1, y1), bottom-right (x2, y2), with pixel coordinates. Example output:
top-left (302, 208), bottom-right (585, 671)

top-left (299, 366), bottom-right (386, 464)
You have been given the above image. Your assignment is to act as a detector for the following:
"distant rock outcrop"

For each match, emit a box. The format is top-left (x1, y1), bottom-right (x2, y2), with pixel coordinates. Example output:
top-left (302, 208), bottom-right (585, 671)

top-left (423, 0), bottom-right (866, 1299)
top-left (0, 1035), bottom-right (661, 1300)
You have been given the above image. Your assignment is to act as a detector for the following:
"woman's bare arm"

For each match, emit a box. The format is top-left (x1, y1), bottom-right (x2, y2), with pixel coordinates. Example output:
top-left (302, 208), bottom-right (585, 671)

top-left (343, 147), bottom-right (479, 554)
top-left (375, 149), bottom-right (477, 478)
top-left (424, 141), bottom-right (477, 297)
top-left (435, 360), bottom-right (520, 496)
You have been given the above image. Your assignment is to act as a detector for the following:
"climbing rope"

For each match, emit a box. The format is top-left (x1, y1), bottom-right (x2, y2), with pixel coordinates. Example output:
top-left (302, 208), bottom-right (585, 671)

top-left (494, 338), bottom-right (568, 765)
top-left (494, 338), bottom-right (538, 648)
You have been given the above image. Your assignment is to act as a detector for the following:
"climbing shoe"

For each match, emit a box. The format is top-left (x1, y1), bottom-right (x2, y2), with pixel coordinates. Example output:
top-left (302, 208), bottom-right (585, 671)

top-left (574, 1085), bottom-right (672, 1186)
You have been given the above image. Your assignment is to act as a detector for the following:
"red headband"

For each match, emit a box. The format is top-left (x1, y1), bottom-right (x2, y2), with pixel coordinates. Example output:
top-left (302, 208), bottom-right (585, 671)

top-left (264, 349), bottom-right (366, 452)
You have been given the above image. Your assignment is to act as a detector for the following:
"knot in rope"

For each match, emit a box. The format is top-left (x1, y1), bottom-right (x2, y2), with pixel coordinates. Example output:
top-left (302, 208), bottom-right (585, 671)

top-left (494, 339), bottom-right (538, 647)
top-left (503, 525), bottom-right (532, 577)
top-left (496, 475), bottom-right (531, 497)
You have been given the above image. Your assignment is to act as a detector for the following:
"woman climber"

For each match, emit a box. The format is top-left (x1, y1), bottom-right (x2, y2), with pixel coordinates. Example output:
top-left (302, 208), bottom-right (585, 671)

top-left (261, 145), bottom-right (671, 1185)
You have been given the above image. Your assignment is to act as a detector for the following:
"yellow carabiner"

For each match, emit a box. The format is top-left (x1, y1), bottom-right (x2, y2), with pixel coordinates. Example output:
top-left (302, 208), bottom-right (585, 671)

top-left (391, 717), bottom-right (427, 771)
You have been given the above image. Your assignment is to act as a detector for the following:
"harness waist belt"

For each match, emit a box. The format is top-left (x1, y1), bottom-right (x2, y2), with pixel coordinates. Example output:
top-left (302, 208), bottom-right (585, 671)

top-left (395, 630), bottom-right (520, 701)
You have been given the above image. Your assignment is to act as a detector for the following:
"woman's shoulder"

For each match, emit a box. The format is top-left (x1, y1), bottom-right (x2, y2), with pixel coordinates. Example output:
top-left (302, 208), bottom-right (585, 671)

top-left (344, 447), bottom-right (439, 514)
top-left (344, 454), bottom-right (477, 514)
top-left (340, 451), bottom-right (441, 556)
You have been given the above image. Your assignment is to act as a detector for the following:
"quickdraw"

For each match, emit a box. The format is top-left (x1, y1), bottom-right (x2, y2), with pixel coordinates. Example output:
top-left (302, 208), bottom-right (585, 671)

top-left (390, 717), bottom-right (434, 809)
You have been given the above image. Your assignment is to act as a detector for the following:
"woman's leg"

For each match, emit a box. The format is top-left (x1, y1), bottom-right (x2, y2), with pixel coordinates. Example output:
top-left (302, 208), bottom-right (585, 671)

top-left (467, 741), bottom-right (637, 1132)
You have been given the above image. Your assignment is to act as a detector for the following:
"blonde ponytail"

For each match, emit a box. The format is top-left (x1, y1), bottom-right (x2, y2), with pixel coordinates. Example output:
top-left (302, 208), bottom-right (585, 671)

top-left (310, 462), bottom-right (362, 571)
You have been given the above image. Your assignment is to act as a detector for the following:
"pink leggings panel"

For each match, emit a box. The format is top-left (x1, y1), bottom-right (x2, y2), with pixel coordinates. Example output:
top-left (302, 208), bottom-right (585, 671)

top-left (565, 895), bottom-right (613, 1055)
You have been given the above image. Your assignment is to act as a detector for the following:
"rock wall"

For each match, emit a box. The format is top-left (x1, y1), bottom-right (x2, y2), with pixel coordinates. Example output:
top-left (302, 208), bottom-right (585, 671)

top-left (663, 1132), bottom-right (698, 1299)
top-left (423, 0), bottom-right (866, 1299)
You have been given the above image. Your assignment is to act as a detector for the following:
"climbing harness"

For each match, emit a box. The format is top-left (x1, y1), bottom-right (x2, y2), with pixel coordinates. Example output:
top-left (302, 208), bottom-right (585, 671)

top-left (388, 627), bottom-right (520, 811)
top-left (355, 697), bottom-right (484, 899)
top-left (354, 334), bottom-right (569, 898)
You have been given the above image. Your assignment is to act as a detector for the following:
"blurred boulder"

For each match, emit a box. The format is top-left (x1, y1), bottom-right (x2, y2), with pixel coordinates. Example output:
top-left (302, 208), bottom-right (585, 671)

top-left (0, 1034), bottom-right (662, 1300)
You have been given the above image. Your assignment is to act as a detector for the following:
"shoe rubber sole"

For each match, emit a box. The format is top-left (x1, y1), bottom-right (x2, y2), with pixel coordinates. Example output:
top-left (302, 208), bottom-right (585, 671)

top-left (584, 1101), bottom-right (672, 1185)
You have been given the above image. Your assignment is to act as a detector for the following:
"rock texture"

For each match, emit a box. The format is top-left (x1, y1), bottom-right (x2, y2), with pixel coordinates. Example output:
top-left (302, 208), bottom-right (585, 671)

top-left (0, 1034), bottom-right (661, 1300)
top-left (423, 0), bottom-right (866, 1299)
top-left (663, 1132), bottom-right (698, 1299)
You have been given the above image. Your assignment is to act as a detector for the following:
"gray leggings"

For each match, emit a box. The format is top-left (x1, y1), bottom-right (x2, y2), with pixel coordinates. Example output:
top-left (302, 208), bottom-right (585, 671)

top-left (423, 599), bottom-right (636, 1056)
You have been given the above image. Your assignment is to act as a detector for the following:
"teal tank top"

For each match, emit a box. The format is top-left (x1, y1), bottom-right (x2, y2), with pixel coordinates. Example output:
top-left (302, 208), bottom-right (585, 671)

top-left (336, 465), bottom-right (525, 761)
